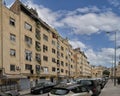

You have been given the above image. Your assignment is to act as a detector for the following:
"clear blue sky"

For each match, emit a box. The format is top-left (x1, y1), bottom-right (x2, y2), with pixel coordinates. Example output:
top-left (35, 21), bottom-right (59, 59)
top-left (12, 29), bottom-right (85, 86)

top-left (5, 0), bottom-right (120, 67)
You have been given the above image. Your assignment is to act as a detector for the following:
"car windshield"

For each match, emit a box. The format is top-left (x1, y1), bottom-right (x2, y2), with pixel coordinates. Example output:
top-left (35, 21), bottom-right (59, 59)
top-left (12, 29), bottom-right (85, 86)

top-left (80, 80), bottom-right (93, 86)
top-left (36, 82), bottom-right (45, 87)
top-left (50, 88), bottom-right (69, 95)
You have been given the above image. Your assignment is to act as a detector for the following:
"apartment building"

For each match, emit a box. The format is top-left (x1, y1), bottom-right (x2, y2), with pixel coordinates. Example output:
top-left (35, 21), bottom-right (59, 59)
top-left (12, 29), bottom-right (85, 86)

top-left (74, 48), bottom-right (92, 78)
top-left (0, 0), bottom-right (93, 89)
top-left (116, 62), bottom-right (120, 78)
top-left (91, 65), bottom-right (104, 78)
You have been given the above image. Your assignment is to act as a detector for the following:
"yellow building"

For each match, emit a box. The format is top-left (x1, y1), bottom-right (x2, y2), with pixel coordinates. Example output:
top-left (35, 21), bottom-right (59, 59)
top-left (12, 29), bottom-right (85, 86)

top-left (74, 48), bottom-right (92, 78)
top-left (0, 0), bottom-right (92, 89)
top-left (91, 65), bottom-right (104, 78)
top-left (116, 62), bottom-right (120, 78)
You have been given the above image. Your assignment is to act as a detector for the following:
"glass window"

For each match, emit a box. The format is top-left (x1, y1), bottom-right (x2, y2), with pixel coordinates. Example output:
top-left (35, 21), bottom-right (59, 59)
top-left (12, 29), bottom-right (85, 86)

top-left (9, 17), bottom-right (15, 26)
top-left (25, 50), bottom-right (32, 61)
top-left (43, 34), bottom-right (48, 41)
top-left (61, 69), bottom-right (64, 73)
top-left (35, 29), bottom-right (41, 40)
top-left (25, 35), bottom-right (32, 45)
top-left (52, 58), bottom-right (56, 63)
top-left (10, 64), bottom-right (15, 71)
top-left (10, 49), bottom-right (16, 56)
top-left (25, 64), bottom-right (32, 70)
top-left (52, 40), bottom-right (56, 45)
top-left (36, 41), bottom-right (41, 51)
top-left (43, 56), bottom-right (48, 61)
top-left (52, 67), bottom-right (56, 72)
top-left (24, 22), bottom-right (32, 31)
top-left (10, 33), bottom-right (16, 42)
top-left (43, 45), bottom-right (48, 52)
top-left (52, 48), bottom-right (56, 54)
top-left (50, 88), bottom-right (69, 95)
top-left (43, 67), bottom-right (48, 73)
top-left (36, 65), bottom-right (40, 71)
top-left (36, 53), bottom-right (41, 61)
top-left (61, 61), bottom-right (64, 66)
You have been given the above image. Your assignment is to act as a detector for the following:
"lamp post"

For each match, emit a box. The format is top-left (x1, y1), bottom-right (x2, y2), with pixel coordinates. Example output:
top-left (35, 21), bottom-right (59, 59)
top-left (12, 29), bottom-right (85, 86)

top-left (106, 31), bottom-right (117, 86)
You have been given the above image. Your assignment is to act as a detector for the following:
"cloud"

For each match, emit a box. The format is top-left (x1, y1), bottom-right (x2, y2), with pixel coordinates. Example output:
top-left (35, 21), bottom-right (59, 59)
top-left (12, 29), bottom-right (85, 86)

top-left (85, 48), bottom-right (114, 67)
top-left (108, 0), bottom-right (120, 8)
top-left (69, 40), bottom-right (87, 50)
top-left (23, 1), bottom-right (120, 36)
top-left (24, 0), bottom-right (63, 28)
top-left (69, 40), bottom-right (115, 67)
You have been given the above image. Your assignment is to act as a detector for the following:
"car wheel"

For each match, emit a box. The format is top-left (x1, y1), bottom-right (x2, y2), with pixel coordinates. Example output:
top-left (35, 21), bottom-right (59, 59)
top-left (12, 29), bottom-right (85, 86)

top-left (40, 90), bottom-right (43, 94)
top-left (7, 94), bottom-right (12, 96)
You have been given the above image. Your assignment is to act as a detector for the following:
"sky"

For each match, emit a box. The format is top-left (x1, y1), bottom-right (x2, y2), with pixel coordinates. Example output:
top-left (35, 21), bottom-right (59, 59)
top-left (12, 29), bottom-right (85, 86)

top-left (4, 0), bottom-right (120, 68)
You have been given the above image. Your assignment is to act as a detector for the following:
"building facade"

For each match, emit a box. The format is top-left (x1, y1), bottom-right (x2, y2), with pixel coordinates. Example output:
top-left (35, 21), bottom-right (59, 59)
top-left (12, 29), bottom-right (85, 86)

top-left (0, 0), bottom-right (93, 89)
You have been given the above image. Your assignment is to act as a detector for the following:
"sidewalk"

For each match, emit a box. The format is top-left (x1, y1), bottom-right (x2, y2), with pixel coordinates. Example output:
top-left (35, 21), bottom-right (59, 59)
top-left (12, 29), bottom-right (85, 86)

top-left (100, 80), bottom-right (120, 96)
top-left (19, 88), bottom-right (30, 95)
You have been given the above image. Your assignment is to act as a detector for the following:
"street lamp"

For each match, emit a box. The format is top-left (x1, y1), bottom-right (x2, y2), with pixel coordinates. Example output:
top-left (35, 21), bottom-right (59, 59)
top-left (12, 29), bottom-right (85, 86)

top-left (106, 31), bottom-right (117, 86)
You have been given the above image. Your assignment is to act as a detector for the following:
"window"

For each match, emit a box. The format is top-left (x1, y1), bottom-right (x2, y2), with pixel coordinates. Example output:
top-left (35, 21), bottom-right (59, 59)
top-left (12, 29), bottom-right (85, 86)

top-left (35, 29), bottom-right (41, 40)
top-left (36, 41), bottom-right (41, 51)
top-left (10, 64), bottom-right (15, 71)
top-left (52, 58), bottom-right (56, 63)
top-left (43, 67), bottom-right (48, 73)
top-left (36, 65), bottom-right (40, 71)
top-left (25, 64), bottom-right (32, 70)
top-left (61, 46), bottom-right (64, 51)
top-left (61, 61), bottom-right (64, 66)
top-left (61, 69), bottom-right (64, 73)
top-left (52, 67), bottom-right (56, 72)
top-left (9, 18), bottom-right (15, 26)
top-left (25, 35), bottom-right (32, 45)
top-left (25, 50), bottom-right (32, 61)
top-left (52, 48), bottom-right (56, 54)
top-left (10, 33), bottom-right (16, 42)
top-left (10, 49), bottom-right (16, 56)
top-left (24, 22), bottom-right (32, 31)
top-left (43, 56), bottom-right (48, 61)
top-left (52, 40), bottom-right (55, 45)
top-left (71, 65), bottom-right (73, 68)
top-left (36, 53), bottom-right (41, 62)
top-left (66, 63), bottom-right (68, 66)
top-left (61, 53), bottom-right (64, 57)
top-left (43, 34), bottom-right (48, 41)
top-left (43, 45), bottom-right (48, 52)
top-left (66, 70), bottom-right (68, 74)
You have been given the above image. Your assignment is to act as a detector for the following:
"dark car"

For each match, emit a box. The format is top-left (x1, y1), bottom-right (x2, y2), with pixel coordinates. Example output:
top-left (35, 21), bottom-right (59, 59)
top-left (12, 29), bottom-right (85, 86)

top-left (31, 81), bottom-right (55, 95)
top-left (48, 84), bottom-right (92, 96)
top-left (77, 79), bottom-right (101, 96)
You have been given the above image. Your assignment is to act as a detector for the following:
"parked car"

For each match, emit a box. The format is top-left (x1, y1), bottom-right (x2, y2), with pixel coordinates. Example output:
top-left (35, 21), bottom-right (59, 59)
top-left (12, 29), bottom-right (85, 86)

top-left (77, 79), bottom-right (101, 96)
top-left (5, 90), bottom-right (20, 96)
top-left (48, 84), bottom-right (92, 96)
top-left (0, 92), bottom-right (9, 96)
top-left (31, 81), bottom-right (55, 95)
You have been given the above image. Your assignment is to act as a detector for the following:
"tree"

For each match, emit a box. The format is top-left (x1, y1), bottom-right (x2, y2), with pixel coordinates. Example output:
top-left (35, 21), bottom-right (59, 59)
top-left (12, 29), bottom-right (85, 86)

top-left (103, 70), bottom-right (110, 77)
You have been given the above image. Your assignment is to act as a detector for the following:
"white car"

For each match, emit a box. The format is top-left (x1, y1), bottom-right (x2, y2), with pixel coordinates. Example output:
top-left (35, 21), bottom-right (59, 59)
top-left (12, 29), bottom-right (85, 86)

top-left (48, 84), bottom-right (92, 96)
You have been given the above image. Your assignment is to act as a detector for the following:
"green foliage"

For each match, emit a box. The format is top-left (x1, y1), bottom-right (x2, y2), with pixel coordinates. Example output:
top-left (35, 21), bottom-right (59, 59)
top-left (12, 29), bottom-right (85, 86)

top-left (103, 70), bottom-right (110, 76)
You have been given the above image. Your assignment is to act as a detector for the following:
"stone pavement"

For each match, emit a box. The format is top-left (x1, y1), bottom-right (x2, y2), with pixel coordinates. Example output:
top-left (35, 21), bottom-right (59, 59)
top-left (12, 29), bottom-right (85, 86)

top-left (19, 88), bottom-right (30, 95)
top-left (100, 79), bottom-right (120, 96)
